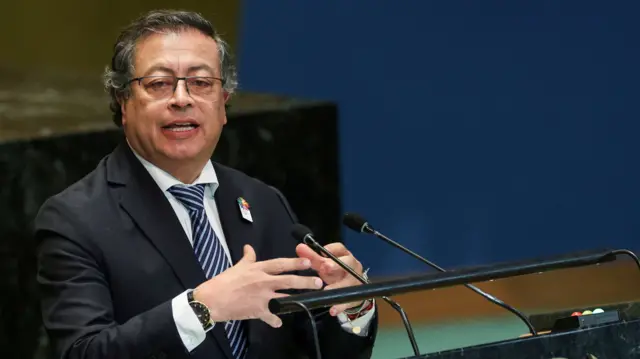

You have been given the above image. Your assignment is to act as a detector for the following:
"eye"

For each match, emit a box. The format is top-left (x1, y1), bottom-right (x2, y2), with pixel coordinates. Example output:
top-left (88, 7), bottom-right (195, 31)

top-left (146, 80), bottom-right (172, 91)
top-left (190, 79), bottom-right (213, 88)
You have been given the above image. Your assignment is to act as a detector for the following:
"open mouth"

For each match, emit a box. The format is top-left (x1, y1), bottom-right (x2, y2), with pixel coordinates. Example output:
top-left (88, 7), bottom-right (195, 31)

top-left (162, 123), bottom-right (200, 132)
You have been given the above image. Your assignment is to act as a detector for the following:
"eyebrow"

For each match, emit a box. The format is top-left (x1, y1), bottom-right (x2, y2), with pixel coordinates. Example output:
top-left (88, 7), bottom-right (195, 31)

top-left (141, 64), bottom-right (218, 77)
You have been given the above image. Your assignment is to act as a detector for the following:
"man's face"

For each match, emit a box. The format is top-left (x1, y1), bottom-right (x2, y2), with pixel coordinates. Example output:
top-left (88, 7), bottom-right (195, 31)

top-left (121, 29), bottom-right (227, 168)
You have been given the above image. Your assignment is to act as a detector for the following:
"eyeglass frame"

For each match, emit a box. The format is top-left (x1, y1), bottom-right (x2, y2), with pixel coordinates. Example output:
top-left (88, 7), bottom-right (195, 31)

top-left (127, 75), bottom-right (226, 99)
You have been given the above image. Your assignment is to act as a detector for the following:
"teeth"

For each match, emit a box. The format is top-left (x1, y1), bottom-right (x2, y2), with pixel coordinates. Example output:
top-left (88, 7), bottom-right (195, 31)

top-left (167, 125), bottom-right (196, 132)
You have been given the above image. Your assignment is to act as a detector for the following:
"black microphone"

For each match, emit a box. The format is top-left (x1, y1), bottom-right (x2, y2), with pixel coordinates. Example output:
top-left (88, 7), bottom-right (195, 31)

top-left (291, 224), bottom-right (421, 357)
top-left (342, 212), bottom-right (539, 336)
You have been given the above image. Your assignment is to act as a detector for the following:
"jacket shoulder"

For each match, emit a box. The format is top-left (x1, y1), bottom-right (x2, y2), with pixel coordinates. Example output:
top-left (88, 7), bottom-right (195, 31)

top-left (33, 156), bottom-right (111, 240)
top-left (213, 162), bottom-right (273, 190)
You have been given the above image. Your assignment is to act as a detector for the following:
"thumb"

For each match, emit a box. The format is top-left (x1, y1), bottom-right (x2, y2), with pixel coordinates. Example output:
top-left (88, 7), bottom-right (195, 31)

top-left (238, 245), bottom-right (256, 265)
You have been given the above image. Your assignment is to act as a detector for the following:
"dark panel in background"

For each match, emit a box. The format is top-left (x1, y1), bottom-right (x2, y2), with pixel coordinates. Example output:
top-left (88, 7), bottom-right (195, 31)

top-left (0, 2), bottom-right (344, 358)
top-left (0, 95), bottom-right (341, 359)
top-left (0, 1), bottom-right (240, 75)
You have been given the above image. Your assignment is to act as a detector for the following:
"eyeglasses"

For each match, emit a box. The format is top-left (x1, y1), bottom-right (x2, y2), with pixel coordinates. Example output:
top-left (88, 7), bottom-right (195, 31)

top-left (128, 76), bottom-right (225, 99)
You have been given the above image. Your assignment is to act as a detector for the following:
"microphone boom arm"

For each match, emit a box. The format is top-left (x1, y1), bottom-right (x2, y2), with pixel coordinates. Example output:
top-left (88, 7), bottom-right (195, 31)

top-left (270, 248), bottom-right (620, 314)
top-left (302, 235), bottom-right (422, 356)
top-left (372, 229), bottom-right (538, 336)
top-left (344, 212), bottom-right (541, 337)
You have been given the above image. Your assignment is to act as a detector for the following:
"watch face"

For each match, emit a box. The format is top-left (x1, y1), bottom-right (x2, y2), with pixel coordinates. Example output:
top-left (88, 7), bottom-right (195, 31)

top-left (190, 302), bottom-right (211, 326)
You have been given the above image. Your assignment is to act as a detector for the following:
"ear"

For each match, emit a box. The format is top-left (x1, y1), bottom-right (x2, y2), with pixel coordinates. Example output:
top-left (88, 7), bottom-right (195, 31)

top-left (222, 91), bottom-right (230, 125)
top-left (119, 96), bottom-right (128, 126)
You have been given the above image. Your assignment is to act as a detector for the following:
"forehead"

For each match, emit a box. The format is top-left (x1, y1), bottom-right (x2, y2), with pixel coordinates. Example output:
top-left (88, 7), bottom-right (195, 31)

top-left (133, 29), bottom-right (221, 75)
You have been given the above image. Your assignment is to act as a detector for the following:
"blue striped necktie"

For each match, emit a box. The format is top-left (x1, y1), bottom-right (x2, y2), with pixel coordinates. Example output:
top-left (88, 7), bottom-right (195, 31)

top-left (168, 184), bottom-right (247, 358)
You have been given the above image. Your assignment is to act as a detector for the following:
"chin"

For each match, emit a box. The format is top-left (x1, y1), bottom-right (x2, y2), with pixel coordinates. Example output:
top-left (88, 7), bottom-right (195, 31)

top-left (162, 142), bottom-right (211, 161)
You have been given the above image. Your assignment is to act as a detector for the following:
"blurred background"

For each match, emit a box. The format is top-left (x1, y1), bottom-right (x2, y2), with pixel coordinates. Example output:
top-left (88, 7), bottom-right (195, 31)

top-left (2, 1), bottom-right (640, 358)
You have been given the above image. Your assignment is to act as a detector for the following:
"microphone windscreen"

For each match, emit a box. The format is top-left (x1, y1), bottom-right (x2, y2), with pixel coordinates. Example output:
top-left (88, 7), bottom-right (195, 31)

top-left (291, 223), bottom-right (313, 242)
top-left (342, 212), bottom-right (368, 233)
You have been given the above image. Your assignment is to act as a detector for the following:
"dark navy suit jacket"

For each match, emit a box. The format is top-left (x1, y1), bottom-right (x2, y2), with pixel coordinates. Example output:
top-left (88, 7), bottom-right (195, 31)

top-left (34, 142), bottom-right (377, 359)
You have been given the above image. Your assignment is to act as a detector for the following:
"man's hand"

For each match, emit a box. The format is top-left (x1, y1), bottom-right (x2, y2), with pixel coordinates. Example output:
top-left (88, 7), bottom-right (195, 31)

top-left (295, 242), bottom-right (366, 317)
top-left (193, 245), bottom-right (324, 328)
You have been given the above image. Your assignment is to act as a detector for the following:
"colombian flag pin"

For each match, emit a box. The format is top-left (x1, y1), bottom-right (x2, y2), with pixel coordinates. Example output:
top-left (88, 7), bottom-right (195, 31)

top-left (237, 197), bottom-right (253, 222)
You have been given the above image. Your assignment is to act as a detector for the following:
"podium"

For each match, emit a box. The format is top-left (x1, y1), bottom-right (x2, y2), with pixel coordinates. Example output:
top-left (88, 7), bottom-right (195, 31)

top-left (270, 249), bottom-right (640, 359)
top-left (412, 317), bottom-right (640, 358)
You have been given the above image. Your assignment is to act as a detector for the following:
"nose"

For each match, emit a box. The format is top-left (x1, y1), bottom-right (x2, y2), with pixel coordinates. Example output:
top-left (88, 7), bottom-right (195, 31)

top-left (168, 80), bottom-right (194, 109)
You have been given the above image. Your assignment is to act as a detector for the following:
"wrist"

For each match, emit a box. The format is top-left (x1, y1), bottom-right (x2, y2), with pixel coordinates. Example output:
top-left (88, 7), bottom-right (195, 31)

top-left (188, 289), bottom-right (214, 330)
top-left (344, 300), bottom-right (367, 313)
top-left (193, 286), bottom-right (222, 322)
top-left (343, 268), bottom-right (372, 316)
top-left (344, 299), bottom-right (374, 320)
top-left (192, 287), bottom-right (205, 303)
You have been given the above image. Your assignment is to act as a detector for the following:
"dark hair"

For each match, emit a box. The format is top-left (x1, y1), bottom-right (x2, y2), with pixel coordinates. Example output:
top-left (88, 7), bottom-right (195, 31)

top-left (103, 9), bottom-right (238, 126)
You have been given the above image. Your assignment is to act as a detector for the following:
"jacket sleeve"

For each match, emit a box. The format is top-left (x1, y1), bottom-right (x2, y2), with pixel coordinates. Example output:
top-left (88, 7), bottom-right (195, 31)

top-left (35, 199), bottom-right (187, 359)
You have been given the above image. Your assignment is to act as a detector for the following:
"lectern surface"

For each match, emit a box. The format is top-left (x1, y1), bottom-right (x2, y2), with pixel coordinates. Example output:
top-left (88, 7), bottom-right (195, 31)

top-left (407, 318), bottom-right (640, 359)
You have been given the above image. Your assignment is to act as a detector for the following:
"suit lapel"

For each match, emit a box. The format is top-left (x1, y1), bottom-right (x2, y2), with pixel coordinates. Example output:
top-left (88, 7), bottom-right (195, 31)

top-left (107, 143), bottom-right (234, 359)
top-left (212, 163), bottom-right (262, 264)
top-left (212, 163), bottom-right (266, 349)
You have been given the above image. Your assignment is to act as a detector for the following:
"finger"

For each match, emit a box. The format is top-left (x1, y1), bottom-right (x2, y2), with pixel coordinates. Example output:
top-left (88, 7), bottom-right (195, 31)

top-left (237, 245), bottom-right (256, 265)
top-left (271, 274), bottom-right (324, 291)
top-left (271, 292), bottom-right (289, 299)
top-left (295, 243), bottom-right (329, 270)
top-left (260, 313), bottom-right (283, 328)
top-left (330, 302), bottom-right (363, 317)
top-left (258, 257), bottom-right (312, 274)
top-left (324, 273), bottom-right (364, 291)
top-left (324, 281), bottom-right (349, 291)
top-left (321, 255), bottom-right (362, 276)
top-left (324, 242), bottom-right (351, 257)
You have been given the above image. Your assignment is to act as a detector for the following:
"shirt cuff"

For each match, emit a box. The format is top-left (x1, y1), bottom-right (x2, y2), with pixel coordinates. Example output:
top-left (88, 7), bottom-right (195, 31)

top-left (336, 300), bottom-right (376, 337)
top-left (171, 289), bottom-right (208, 351)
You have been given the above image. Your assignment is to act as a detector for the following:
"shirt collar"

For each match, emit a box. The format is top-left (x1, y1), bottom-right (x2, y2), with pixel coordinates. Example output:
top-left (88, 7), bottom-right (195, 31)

top-left (128, 142), bottom-right (219, 195)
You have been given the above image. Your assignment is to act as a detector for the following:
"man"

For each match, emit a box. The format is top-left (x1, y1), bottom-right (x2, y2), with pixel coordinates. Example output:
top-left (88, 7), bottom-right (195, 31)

top-left (34, 9), bottom-right (377, 359)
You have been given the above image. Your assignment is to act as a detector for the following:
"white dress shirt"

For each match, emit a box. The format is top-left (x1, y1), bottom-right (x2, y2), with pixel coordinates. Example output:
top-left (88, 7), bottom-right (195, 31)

top-left (131, 149), bottom-right (375, 352)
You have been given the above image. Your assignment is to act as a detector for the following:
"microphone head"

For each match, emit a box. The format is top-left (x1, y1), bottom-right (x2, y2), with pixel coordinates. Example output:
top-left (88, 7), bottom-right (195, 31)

top-left (342, 212), bottom-right (374, 234)
top-left (291, 223), bottom-right (313, 242)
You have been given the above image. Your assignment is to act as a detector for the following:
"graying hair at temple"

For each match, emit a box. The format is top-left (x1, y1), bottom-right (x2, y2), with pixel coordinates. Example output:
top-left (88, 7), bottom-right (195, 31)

top-left (102, 9), bottom-right (239, 127)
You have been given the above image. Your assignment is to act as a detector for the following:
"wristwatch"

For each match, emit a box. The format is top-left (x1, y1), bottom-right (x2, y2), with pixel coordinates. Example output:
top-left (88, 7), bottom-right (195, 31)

top-left (188, 290), bottom-right (214, 331)
top-left (344, 299), bottom-right (374, 320)
top-left (343, 268), bottom-right (374, 320)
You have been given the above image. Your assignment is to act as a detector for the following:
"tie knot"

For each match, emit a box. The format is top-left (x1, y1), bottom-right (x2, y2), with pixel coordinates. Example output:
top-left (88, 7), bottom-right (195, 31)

top-left (168, 184), bottom-right (207, 213)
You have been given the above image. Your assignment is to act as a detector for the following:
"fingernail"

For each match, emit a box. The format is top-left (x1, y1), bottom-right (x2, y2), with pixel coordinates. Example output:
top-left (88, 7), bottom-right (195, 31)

top-left (302, 259), bottom-right (311, 267)
top-left (314, 278), bottom-right (323, 288)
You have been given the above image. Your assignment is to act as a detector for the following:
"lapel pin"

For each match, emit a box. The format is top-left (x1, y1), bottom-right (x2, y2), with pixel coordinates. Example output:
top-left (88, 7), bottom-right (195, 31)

top-left (237, 197), bottom-right (253, 223)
